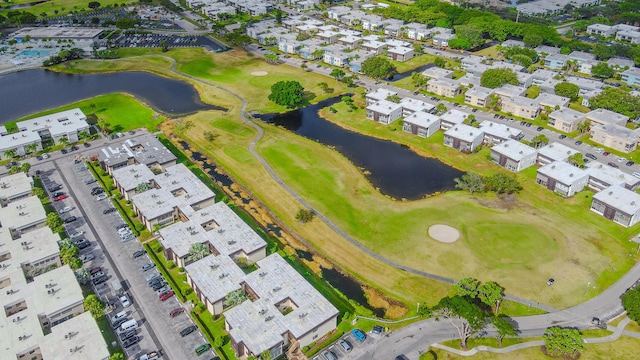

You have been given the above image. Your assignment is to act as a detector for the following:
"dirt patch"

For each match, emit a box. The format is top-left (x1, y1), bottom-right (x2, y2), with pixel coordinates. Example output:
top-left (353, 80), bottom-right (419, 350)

top-left (428, 224), bottom-right (461, 243)
top-left (475, 194), bottom-right (519, 211)
top-left (251, 71), bottom-right (268, 76)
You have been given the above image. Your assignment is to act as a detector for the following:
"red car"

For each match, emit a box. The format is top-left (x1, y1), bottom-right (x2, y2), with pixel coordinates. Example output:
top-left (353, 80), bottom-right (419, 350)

top-left (169, 307), bottom-right (185, 318)
top-left (54, 194), bottom-right (68, 201)
top-left (159, 290), bottom-right (174, 301)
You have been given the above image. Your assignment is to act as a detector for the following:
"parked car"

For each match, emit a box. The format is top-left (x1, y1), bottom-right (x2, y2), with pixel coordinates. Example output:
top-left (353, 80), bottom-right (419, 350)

top-left (322, 350), bottom-right (337, 360)
top-left (595, 148), bottom-right (604, 153)
top-left (133, 250), bottom-right (146, 258)
top-left (180, 325), bottom-right (198, 337)
top-left (116, 224), bottom-right (129, 230)
top-left (81, 253), bottom-right (95, 263)
top-left (121, 234), bottom-right (135, 241)
top-left (338, 339), bottom-right (352, 352)
top-left (159, 290), bottom-right (174, 301)
top-left (195, 343), bottom-right (211, 355)
top-left (75, 238), bottom-right (90, 249)
top-left (91, 271), bottom-right (105, 279)
top-left (48, 184), bottom-right (62, 192)
top-left (63, 216), bottom-right (77, 224)
top-left (151, 281), bottom-right (167, 291)
top-left (69, 230), bottom-right (84, 239)
top-left (52, 192), bottom-right (65, 198)
top-left (111, 317), bottom-right (130, 329)
top-left (546, 278), bottom-right (555, 286)
top-left (585, 153), bottom-right (597, 160)
top-left (42, 153), bottom-right (49, 159)
top-left (627, 161), bottom-right (635, 166)
top-left (118, 329), bottom-right (137, 341)
top-left (61, 149), bottom-right (68, 154)
top-left (536, 126), bottom-right (544, 131)
top-left (92, 275), bottom-right (108, 285)
top-left (84, 142), bottom-right (91, 148)
top-left (96, 193), bottom-right (108, 201)
top-left (170, 308), bottom-right (185, 318)
top-left (122, 335), bottom-right (140, 348)
top-left (141, 263), bottom-right (155, 272)
top-left (89, 266), bottom-right (102, 275)
top-left (54, 194), bottom-right (68, 202)
top-left (351, 328), bottom-right (366, 341)
top-left (103, 208), bottom-right (117, 214)
top-left (58, 206), bottom-right (74, 214)
top-left (84, 177), bottom-right (97, 185)
top-left (559, 134), bottom-right (566, 139)
top-left (120, 295), bottom-right (132, 308)
top-left (603, 151), bottom-right (610, 156)
top-left (372, 325), bottom-right (386, 334)
top-left (608, 162), bottom-right (619, 168)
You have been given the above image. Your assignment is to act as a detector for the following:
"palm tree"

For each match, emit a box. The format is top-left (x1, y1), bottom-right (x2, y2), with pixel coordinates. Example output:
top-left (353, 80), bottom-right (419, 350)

top-left (26, 143), bottom-right (37, 154)
top-left (187, 243), bottom-right (209, 263)
top-left (3, 149), bottom-right (16, 159)
top-left (58, 136), bottom-right (69, 146)
top-left (577, 120), bottom-right (591, 135)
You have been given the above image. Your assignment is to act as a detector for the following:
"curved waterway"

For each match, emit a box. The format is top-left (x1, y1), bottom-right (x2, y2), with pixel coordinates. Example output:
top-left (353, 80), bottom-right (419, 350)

top-left (0, 69), bottom-right (222, 123)
top-left (259, 97), bottom-right (464, 200)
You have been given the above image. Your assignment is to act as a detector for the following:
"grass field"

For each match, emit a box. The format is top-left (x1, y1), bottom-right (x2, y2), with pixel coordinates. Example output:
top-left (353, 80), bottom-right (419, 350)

top-left (0, 0), bottom-right (138, 17)
top-left (50, 48), bottom-right (638, 313)
top-left (13, 93), bottom-right (164, 133)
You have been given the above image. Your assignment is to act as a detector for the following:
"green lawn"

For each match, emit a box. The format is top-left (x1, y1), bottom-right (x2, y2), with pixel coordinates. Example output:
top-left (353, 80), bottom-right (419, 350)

top-left (13, 93), bottom-right (164, 133)
top-left (0, 0), bottom-right (138, 17)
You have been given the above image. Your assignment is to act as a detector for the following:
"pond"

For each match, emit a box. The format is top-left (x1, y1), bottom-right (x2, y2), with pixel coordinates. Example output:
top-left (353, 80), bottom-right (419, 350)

top-left (258, 97), bottom-right (464, 200)
top-left (0, 69), bottom-right (223, 123)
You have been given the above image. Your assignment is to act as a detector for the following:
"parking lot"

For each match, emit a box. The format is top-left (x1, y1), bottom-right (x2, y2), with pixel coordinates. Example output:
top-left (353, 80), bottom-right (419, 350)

top-left (312, 329), bottom-right (380, 360)
top-left (29, 133), bottom-right (215, 360)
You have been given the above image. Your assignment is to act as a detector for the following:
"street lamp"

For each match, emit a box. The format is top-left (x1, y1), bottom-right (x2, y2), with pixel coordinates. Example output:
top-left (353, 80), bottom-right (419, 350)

top-left (585, 281), bottom-right (591, 295)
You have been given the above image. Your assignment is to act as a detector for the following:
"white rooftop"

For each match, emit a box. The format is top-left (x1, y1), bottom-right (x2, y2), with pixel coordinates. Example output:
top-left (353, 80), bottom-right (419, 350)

top-left (17, 108), bottom-right (89, 138)
top-left (586, 109), bottom-right (630, 125)
top-left (445, 124), bottom-right (484, 143)
top-left (185, 253), bottom-right (245, 303)
top-left (225, 254), bottom-right (339, 355)
top-left (366, 88), bottom-right (397, 102)
top-left (403, 111), bottom-right (440, 128)
top-left (593, 185), bottom-right (640, 215)
top-left (40, 311), bottom-right (109, 360)
top-left (0, 195), bottom-right (46, 233)
top-left (465, 86), bottom-right (493, 98)
top-left (0, 172), bottom-right (33, 201)
top-left (491, 139), bottom-right (537, 161)
top-left (440, 109), bottom-right (468, 125)
top-left (422, 67), bottom-right (453, 79)
top-left (549, 108), bottom-right (586, 123)
top-left (111, 163), bottom-right (156, 192)
top-left (367, 100), bottom-right (402, 116)
top-left (99, 134), bottom-right (177, 168)
top-left (537, 142), bottom-right (579, 161)
top-left (538, 160), bottom-right (588, 185)
top-left (586, 162), bottom-right (640, 188)
top-left (479, 121), bottom-right (522, 140)
top-left (399, 97), bottom-right (434, 113)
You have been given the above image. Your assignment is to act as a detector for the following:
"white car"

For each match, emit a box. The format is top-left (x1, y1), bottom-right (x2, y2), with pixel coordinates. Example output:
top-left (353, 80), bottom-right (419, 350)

top-left (42, 153), bottom-right (50, 159)
top-left (595, 148), bottom-right (604, 154)
top-left (120, 295), bottom-right (132, 308)
top-left (69, 230), bottom-right (84, 239)
top-left (96, 193), bottom-right (108, 201)
top-left (58, 206), bottom-right (74, 214)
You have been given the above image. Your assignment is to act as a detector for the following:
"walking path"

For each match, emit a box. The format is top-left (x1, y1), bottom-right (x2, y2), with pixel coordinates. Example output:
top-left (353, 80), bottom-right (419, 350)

top-left (150, 54), bottom-right (555, 312)
top-left (431, 340), bottom-right (545, 356)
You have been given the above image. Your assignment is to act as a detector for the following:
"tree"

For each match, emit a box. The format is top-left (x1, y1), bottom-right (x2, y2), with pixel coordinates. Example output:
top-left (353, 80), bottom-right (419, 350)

top-left (330, 68), bottom-right (345, 82)
top-left (88, 1), bottom-right (101, 9)
top-left (109, 353), bottom-right (125, 360)
top-left (591, 62), bottom-right (614, 79)
top-left (25, 143), bottom-right (37, 154)
top-left (188, 243), bottom-right (209, 263)
top-left (480, 68), bottom-right (519, 89)
top-left (478, 281), bottom-right (504, 314)
top-left (531, 134), bottom-right (549, 149)
top-left (484, 173), bottom-right (522, 194)
top-left (46, 212), bottom-right (64, 232)
top-left (432, 296), bottom-right (486, 349)
top-left (84, 294), bottom-right (105, 319)
top-left (554, 82), bottom-right (580, 102)
top-left (8, 166), bottom-right (20, 174)
top-left (274, 8), bottom-right (283, 25)
top-left (411, 71), bottom-right (428, 89)
top-left (31, 187), bottom-right (46, 199)
top-left (295, 208), bottom-right (315, 223)
top-left (264, 53), bottom-right (279, 65)
top-left (455, 278), bottom-right (480, 298)
top-left (58, 136), bottom-right (69, 146)
top-left (593, 43), bottom-right (616, 60)
top-left (20, 162), bottom-right (30, 173)
top-left (511, 54), bottom-right (532, 68)
top-left (160, 39), bottom-right (169, 52)
top-left (622, 287), bottom-right (640, 324)
top-left (522, 33), bottom-right (543, 47)
top-left (311, 49), bottom-right (325, 60)
top-left (568, 152), bottom-right (585, 169)
top-left (543, 327), bottom-right (584, 358)
top-left (589, 87), bottom-right (640, 119)
top-left (136, 182), bottom-right (151, 193)
top-left (60, 246), bottom-right (78, 266)
top-left (59, 238), bottom-right (74, 249)
top-left (3, 149), bottom-right (15, 159)
top-left (577, 120), bottom-right (591, 135)
top-left (361, 57), bottom-right (397, 80)
top-left (434, 56), bottom-right (446, 68)
top-left (491, 316), bottom-right (517, 347)
top-left (268, 80), bottom-right (305, 109)
top-left (260, 349), bottom-right (272, 360)
top-left (454, 173), bottom-right (485, 194)
top-left (75, 268), bottom-right (90, 285)
top-left (436, 103), bottom-right (448, 114)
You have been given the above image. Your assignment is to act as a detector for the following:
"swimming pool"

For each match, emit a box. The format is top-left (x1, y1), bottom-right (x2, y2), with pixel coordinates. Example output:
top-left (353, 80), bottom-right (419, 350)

top-left (17, 49), bottom-right (54, 58)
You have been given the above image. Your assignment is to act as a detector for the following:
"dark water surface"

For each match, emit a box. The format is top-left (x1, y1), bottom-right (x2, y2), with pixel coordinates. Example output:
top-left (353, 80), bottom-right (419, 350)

top-left (0, 69), bottom-right (221, 123)
top-left (259, 97), bottom-right (463, 200)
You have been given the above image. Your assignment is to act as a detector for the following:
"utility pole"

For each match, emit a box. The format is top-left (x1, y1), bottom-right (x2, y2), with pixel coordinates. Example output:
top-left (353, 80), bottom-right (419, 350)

top-left (516, 10), bottom-right (520, 23)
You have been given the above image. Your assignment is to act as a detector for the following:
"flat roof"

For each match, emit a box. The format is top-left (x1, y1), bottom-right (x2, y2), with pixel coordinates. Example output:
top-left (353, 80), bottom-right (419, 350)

top-left (491, 139), bottom-right (536, 161)
top-left (0, 302), bottom-right (45, 358)
top-left (479, 121), bottom-right (522, 139)
top-left (12, 27), bottom-right (104, 39)
top-left (399, 97), bottom-right (434, 112)
top-left (536, 93), bottom-right (569, 108)
top-left (594, 124), bottom-right (638, 141)
top-left (32, 265), bottom-right (84, 319)
top-left (3, 226), bottom-right (60, 271)
top-left (445, 124), bottom-right (484, 143)
top-left (0, 130), bottom-right (41, 153)
top-left (440, 109), bottom-right (468, 125)
top-left (503, 95), bottom-right (538, 108)
top-left (225, 254), bottom-right (339, 355)
top-left (623, 67), bottom-right (640, 77)
top-left (100, 134), bottom-right (177, 168)
top-left (185, 253), bottom-right (245, 303)
top-left (384, 39), bottom-right (410, 47)
top-left (538, 160), bottom-right (589, 185)
top-left (366, 88), bottom-right (397, 102)
top-left (549, 108), bottom-right (586, 123)
top-left (159, 202), bottom-right (267, 259)
top-left (367, 100), bottom-right (402, 116)
top-left (0, 172), bottom-right (33, 200)
top-left (403, 111), bottom-right (440, 128)
top-left (388, 46), bottom-right (413, 55)
top-left (494, 84), bottom-right (527, 97)
top-left (18, 108), bottom-right (89, 138)
top-left (587, 109), bottom-right (629, 125)
top-left (593, 185), bottom-right (640, 215)
top-left (465, 86), bottom-right (493, 98)
top-left (338, 35), bottom-right (362, 43)
top-left (429, 78), bottom-right (459, 89)
top-left (422, 67), bottom-right (453, 79)
top-left (112, 163), bottom-right (156, 192)
top-left (586, 161), bottom-right (640, 188)
top-left (537, 142), bottom-right (579, 161)
top-left (0, 196), bottom-right (46, 231)
top-left (40, 311), bottom-right (109, 360)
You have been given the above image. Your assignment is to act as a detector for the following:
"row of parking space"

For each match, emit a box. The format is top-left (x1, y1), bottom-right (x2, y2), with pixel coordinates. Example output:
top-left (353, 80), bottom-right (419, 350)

top-left (110, 34), bottom-right (199, 48)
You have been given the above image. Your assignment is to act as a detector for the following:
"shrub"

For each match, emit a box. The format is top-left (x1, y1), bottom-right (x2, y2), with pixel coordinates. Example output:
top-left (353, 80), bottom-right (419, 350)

top-left (185, 288), bottom-right (193, 295)
top-left (168, 261), bottom-right (176, 269)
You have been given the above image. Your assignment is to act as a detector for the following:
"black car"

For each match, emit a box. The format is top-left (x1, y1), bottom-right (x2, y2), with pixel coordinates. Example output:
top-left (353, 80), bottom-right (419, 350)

top-left (525, 122), bottom-right (532, 127)
top-left (575, 140), bottom-right (583, 145)
top-left (61, 149), bottom-right (68, 154)
top-left (180, 325), bottom-right (198, 337)
top-left (52, 191), bottom-right (65, 198)
top-left (91, 188), bottom-right (104, 195)
top-left (151, 281), bottom-right (167, 291)
top-left (48, 184), bottom-right (62, 192)
top-left (119, 329), bottom-right (137, 341)
top-left (122, 335), bottom-right (140, 348)
top-left (627, 161), bottom-right (635, 166)
top-left (111, 317), bottom-right (130, 329)
top-left (93, 275), bottom-right (108, 285)
top-left (84, 142), bottom-right (91, 148)
top-left (585, 153), bottom-right (597, 160)
top-left (63, 216), bottom-right (77, 224)
top-left (103, 208), bottom-right (116, 214)
top-left (559, 134), bottom-right (567, 139)
top-left (608, 162), bottom-right (619, 168)
top-left (116, 224), bottom-right (129, 230)
top-left (36, 155), bottom-right (43, 160)
top-left (536, 126), bottom-right (544, 131)
top-left (76, 240), bottom-right (90, 249)
top-left (133, 250), bottom-right (146, 258)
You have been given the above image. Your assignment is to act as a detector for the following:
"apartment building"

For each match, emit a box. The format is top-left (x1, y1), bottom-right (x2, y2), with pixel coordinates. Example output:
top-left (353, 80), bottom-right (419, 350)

top-left (366, 100), bottom-right (403, 125)
top-left (443, 124), bottom-right (484, 153)
top-left (490, 140), bottom-right (537, 172)
top-left (547, 108), bottom-right (586, 133)
top-left (591, 185), bottom-right (640, 227)
top-left (427, 78), bottom-right (461, 98)
top-left (590, 124), bottom-right (640, 153)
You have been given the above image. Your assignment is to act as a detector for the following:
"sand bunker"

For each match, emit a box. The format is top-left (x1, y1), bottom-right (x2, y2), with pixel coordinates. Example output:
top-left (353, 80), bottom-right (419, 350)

top-left (251, 71), bottom-right (268, 76)
top-left (428, 224), bottom-right (460, 243)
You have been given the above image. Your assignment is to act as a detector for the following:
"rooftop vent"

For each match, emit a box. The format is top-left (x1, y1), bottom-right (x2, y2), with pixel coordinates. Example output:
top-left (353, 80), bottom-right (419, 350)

top-left (265, 315), bottom-right (274, 322)
top-left (209, 264), bottom-right (219, 270)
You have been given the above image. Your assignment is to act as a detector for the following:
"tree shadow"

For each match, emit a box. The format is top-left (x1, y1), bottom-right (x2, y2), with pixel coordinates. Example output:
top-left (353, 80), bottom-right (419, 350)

top-left (301, 90), bottom-right (317, 107)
